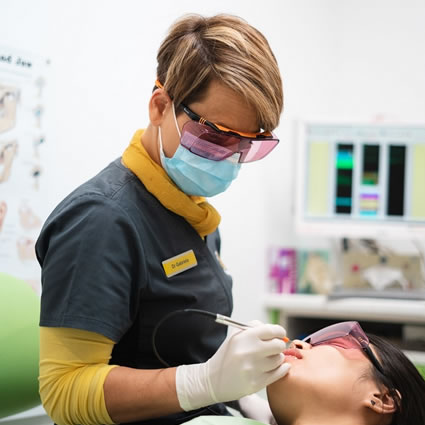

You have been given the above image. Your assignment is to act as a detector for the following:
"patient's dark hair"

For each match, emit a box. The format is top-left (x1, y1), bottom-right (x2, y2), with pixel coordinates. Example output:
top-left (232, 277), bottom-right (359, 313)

top-left (368, 334), bottom-right (425, 425)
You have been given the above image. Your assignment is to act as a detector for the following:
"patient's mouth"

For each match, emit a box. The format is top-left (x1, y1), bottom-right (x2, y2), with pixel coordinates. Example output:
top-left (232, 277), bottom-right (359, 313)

top-left (283, 348), bottom-right (303, 359)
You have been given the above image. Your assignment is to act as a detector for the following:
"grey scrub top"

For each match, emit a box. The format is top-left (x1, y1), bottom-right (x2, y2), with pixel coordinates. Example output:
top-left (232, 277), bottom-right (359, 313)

top-left (36, 158), bottom-right (234, 425)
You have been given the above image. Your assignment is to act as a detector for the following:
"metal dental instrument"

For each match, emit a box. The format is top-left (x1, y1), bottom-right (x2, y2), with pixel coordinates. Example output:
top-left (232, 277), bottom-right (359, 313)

top-left (215, 313), bottom-right (290, 342)
top-left (215, 313), bottom-right (252, 330)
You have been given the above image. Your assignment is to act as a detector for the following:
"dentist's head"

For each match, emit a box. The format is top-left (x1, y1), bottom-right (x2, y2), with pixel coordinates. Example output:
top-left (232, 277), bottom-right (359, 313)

top-left (143, 14), bottom-right (283, 196)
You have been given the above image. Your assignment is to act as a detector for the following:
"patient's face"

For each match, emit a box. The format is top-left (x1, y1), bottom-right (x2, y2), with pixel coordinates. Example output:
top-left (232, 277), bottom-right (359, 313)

top-left (267, 340), bottom-right (376, 423)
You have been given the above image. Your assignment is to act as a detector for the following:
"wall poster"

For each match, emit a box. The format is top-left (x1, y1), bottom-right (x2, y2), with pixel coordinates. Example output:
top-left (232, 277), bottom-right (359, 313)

top-left (0, 46), bottom-right (49, 294)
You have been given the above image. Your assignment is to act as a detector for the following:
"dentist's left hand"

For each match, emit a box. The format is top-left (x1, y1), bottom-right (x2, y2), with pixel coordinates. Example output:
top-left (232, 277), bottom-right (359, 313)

top-left (176, 322), bottom-right (290, 411)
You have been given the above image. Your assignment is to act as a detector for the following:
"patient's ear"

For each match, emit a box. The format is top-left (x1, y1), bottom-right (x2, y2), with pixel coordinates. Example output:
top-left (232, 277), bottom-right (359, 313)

top-left (364, 389), bottom-right (399, 414)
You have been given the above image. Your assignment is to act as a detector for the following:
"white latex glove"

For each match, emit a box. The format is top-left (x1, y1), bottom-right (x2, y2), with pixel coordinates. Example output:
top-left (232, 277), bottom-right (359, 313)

top-left (176, 323), bottom-right (290, 411)
top-left (238, 394), bottom-right (277, 424)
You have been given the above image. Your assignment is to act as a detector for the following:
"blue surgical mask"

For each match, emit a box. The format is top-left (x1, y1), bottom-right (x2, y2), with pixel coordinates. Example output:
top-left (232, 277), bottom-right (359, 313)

top-left (158, 104), bottom-right (241, 197)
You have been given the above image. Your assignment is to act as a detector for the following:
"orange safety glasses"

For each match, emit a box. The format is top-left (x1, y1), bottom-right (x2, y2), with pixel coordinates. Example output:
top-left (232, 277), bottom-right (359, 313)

top-left (155, 80), bottom-right (280, 163)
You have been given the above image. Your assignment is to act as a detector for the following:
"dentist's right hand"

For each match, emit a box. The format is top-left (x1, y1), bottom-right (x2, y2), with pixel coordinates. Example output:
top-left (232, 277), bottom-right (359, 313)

top-left (176, 322), bottom-right (291, 411)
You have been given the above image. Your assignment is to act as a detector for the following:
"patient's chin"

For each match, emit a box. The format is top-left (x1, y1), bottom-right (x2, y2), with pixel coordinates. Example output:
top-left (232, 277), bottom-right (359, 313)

top-left (267, 372), bottom-right (291, 397)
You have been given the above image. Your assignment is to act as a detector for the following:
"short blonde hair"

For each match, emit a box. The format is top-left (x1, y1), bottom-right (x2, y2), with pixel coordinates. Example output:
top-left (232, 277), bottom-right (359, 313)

top-left (156, 14), bottom-right (283, 131)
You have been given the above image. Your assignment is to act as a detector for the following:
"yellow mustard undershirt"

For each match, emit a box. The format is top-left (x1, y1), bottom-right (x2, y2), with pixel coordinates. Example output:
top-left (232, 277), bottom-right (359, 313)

top-left (40, 130), bottom-right (222, 424)
top-left (39, 327), bottom-right (117, 425)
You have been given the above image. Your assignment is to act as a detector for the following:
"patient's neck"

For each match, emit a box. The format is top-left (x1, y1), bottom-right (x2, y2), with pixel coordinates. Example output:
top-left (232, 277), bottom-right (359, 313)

top-left (291, 411), bottom-right (369, 425)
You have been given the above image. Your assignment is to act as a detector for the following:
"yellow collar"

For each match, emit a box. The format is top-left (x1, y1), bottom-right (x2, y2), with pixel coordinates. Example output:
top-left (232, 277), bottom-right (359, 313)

top-left (122, 130), bottom-right (221, 237)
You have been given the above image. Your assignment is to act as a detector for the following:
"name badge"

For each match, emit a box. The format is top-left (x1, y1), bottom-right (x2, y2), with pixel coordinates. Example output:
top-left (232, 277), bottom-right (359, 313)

top-left (162, 249), bottom-right (197, 278)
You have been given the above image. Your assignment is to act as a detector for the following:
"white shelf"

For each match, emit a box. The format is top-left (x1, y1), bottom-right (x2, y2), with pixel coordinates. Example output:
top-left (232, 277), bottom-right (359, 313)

top-left (264, 293), bottom-right (425, 323)
top-left (404, 350), bottom-right (425, 365)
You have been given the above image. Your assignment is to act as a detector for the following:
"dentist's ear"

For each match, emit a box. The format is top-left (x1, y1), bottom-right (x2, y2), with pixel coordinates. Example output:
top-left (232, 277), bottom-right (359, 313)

top-left (149, 88), bottom-right (172, 126)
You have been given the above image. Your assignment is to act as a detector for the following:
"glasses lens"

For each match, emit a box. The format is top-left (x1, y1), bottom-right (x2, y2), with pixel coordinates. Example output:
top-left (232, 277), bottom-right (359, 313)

top-left (239, 139), bottom-right (279, 163)
top-left (181, 121), bottom-right (279, 163)
top-left (180, 131), bottom-right (232, 161)
top-left (305, 322), bottom-right (355, 345)
top-left (304, 322), bottom-right (384, 374)
top-left (349, 321), bottom-right (370, 348)
top-left (314, 335), bottom-right (361, 349)
top-left (305, 322), bottom-right (371, 350)
top-left (180, 121), bottom-right (234, 161)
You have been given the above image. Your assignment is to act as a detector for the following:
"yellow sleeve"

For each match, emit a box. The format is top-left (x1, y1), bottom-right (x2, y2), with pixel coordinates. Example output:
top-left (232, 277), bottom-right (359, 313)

top-left (39, 326), bottom-right (119, 425)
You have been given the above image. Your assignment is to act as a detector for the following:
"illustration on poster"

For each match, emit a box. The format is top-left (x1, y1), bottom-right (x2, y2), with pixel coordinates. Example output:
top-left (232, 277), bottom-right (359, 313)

top-left (17, 236), bottom-right (36, 261)
top-left (0, 46), bottom-right (49, 297)
top-left (0, 140), bottom-right (18, 183)
top-left (0, 84), bottom-right (19, 133)
top-left (0, 84), bottom-right (20, 183)
top-left (19, 200), bottom-right (41, 230)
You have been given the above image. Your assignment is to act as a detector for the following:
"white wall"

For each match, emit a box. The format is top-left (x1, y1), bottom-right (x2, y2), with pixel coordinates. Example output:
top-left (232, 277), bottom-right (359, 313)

top-left (2, 0), bottom-right (425, 325)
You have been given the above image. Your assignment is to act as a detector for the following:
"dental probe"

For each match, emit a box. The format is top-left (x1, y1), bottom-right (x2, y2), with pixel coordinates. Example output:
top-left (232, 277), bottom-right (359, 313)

top-left (215, 313), bottom-right (290, 343)
top-left (181, 309), bottom-right (290, 342)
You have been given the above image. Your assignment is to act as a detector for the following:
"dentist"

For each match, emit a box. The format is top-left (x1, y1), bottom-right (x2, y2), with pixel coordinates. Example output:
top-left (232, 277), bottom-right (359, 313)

top-left (36, 13), bottom-right (288, 425)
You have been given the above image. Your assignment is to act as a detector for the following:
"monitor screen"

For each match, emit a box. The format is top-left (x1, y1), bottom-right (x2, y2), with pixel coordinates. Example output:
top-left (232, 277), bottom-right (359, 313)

top-left (294, 122), bottom-right (425, 239)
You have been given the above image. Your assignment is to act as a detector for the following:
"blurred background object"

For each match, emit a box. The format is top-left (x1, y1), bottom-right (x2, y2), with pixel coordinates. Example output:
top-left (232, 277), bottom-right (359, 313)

top-left (0, 272), bottom-right (40, 419)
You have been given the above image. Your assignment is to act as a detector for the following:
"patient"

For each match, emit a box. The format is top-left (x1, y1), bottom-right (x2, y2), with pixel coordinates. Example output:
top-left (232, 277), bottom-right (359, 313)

top-left (267, 321), bottom-right (425, 425)
top-left (184, 321), bottom-right (425, 425)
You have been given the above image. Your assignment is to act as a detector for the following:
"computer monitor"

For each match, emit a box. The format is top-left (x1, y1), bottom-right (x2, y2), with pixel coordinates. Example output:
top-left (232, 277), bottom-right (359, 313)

top-left (294, 121), bottom-right (425, 239)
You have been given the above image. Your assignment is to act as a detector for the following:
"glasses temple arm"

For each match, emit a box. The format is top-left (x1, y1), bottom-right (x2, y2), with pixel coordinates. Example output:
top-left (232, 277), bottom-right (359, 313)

top-left (363, 345), bottom-right (385, 374)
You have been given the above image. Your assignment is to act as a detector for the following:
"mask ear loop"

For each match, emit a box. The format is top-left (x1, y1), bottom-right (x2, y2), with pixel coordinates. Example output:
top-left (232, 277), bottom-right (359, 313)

top-left (157, 126), bottom-right (166, 168)
top-left (158, 102), bottom-right (181, 164)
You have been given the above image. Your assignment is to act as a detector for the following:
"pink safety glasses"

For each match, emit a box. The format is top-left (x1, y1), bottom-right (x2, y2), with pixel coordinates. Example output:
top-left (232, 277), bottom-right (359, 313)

top-left (302, 321), bottom-right (385, 374)
top-left (180, 104), bottom-right (280, 163)
top-left (154, 79), bottom-right (280, 163)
